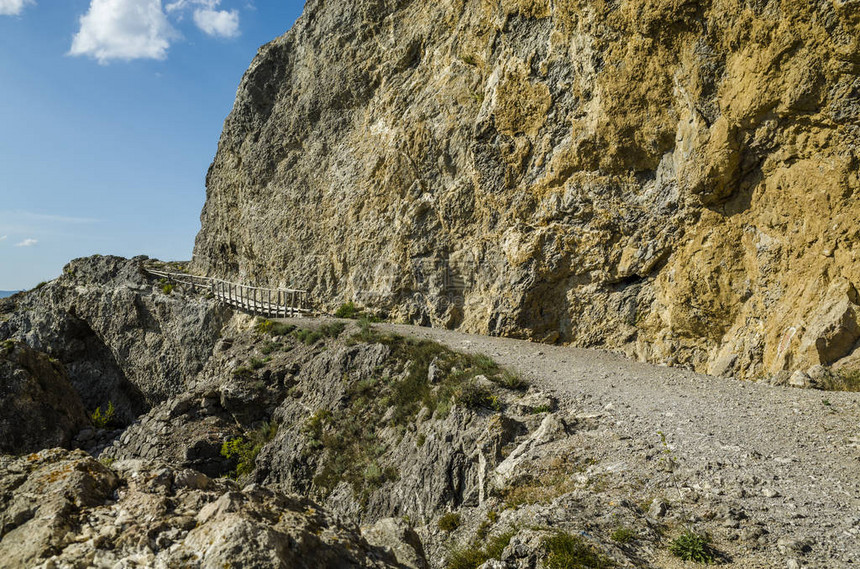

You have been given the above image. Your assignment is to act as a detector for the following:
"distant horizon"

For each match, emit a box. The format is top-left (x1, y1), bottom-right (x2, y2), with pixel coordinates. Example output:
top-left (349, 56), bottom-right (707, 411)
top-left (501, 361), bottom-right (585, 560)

top-left (0, 0), bottom-right (306, 291)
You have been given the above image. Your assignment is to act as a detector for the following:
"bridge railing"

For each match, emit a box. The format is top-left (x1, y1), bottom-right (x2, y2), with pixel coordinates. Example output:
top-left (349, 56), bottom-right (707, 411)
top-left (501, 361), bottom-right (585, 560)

top-left (143, 267), bottom-right (310, 318)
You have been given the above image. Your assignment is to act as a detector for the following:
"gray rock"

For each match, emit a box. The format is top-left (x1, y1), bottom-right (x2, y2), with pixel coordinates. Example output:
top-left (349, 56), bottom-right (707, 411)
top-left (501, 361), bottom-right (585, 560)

top-left (788, 370), bottom-right (813, 389)
top-left (0, 449), bottom-right (401, 568)
top-left (362, 518), bottom-right (428, 569)
top-left (0, 341), bottom-right (90, 454)
top-left (648, 500), bottom-right (669, 519)
top-left (0, 256), bottom-right (231, 421)
top-left (190, 0), bottom-right (859, 385)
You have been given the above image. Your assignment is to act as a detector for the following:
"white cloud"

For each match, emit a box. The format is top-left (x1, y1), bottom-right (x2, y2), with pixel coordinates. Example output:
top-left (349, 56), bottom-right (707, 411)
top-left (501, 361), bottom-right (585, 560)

top-left (69, 0), bottom-right (178, 63)
top-left (0, 0), bottom-right (34, 16)
top-left (193, 7), bottom-right (238, 38)
top-left (0, 235), bottom-right (7, 242)
top-left (15, 238), bottom-right (38, 247)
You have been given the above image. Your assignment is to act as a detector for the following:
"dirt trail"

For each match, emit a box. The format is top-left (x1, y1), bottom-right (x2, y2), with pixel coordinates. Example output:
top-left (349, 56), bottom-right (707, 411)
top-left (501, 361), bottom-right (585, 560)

top-left (376, 323), bottom-right (860, 567)
top-left (281, 318), bottom-right (860, 566)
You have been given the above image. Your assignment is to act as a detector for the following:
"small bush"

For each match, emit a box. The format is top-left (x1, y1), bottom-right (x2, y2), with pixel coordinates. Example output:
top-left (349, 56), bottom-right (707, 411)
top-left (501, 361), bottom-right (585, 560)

top-left (445, 530), bottom-right (515, 569)
top-left (256, 319), bottom-right (296, 336)
top-left (221, 421), bottom-right (278, 479)
top-left (438, 512), bottom-right (461, 532)
top-left (542, 532), bottom-right (614, 569)
top-left (669, 530), bottom-right (716, 564)
top-left (260, 341), bottom-right (280, 355)
top-left (34, 281), bottom-right (48, 290)
top-left (447, 547), bottom-right (487, 569)
top-left (320, 322), bottom-right (346, 338)
top-left (161, 284), bottom-right (174, 295)
top-left (485, 530), bottom-right (516, 559)
top-left (610, 526), bottom-right (637, 544)
top-left (91, 401), bottom-right (116, 429)
top-left (335, 302), bottom-right (361, 319)
top-left (233, 366), bottom-right (254, 378)
top-left (493, 370), bottom-right (528, 391)
top-left (249, 358), bottom-right (265, 370)
top-left (294, 328), bottom-right (323, 345)
top-left (455, 382), bottom-right (501, 411)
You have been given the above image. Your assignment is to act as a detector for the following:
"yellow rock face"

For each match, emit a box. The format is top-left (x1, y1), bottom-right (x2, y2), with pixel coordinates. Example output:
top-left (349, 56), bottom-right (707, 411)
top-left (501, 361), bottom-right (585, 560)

top-left (193, 0), bottom-right (860, 382)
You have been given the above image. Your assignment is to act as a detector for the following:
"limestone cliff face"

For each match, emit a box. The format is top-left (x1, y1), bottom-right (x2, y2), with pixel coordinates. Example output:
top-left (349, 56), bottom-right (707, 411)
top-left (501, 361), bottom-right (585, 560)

top-left (193, 0), bottom-right (860, 380)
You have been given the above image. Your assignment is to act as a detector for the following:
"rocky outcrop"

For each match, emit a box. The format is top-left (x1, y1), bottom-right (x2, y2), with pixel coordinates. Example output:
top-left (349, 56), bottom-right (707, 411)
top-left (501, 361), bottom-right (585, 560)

top-left (0, 341), bottom-right (89, 454)
top-left (0, 255), bottom-right (232, 421)
top-left (193, 0), bottom-right (860, 381)
top-left (0, 449), bottom-right (403, 568)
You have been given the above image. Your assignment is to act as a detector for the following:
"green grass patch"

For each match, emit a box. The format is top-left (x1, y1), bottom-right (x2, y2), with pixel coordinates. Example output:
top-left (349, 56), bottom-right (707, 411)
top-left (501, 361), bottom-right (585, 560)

top-left (542, 532), bottom-right (614, 569)
top-left (233, 366), bottom-right (254, 379)
top-left (669, 530), bottom-right (716, 564)
top-left (256, 319), bottom-right (296, 336)
top-left (446, 530), bottom-right (515, 569)
top-left (610, 526), bottom-right (637, 544)
top-left (335, 301), bottom-right (382, 321)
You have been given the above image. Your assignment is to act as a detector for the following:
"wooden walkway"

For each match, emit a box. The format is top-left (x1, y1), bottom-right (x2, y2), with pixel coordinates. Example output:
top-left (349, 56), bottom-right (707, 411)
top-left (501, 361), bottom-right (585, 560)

top-left (143, 266), bottom-right (310, 318)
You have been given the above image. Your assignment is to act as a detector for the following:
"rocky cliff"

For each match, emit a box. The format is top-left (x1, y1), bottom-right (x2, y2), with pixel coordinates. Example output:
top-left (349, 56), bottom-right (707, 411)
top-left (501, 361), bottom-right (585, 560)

top-left (193, 0), bottom-right (860, 382)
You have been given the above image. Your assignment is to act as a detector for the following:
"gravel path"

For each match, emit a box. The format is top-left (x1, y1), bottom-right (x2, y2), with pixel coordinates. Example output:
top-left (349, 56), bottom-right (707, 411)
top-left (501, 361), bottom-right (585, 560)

top-left (377, 323), bottom-right (860, 567)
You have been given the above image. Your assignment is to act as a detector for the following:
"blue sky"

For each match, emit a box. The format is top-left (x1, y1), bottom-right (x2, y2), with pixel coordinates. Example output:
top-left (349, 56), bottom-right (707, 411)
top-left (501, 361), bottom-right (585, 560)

top-left (0, 0), bottom-right (305, 290)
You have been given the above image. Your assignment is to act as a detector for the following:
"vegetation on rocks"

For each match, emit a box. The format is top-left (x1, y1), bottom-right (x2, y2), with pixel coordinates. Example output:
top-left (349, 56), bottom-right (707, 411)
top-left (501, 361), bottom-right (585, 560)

top-left (669, 529), bottom-right (717, 564)
top-left (542, 532), bottom-right (614, 569)
top-left (221, 421), bottom-right (278, 479)
top-left (90, 401), bottom-right (115, 428)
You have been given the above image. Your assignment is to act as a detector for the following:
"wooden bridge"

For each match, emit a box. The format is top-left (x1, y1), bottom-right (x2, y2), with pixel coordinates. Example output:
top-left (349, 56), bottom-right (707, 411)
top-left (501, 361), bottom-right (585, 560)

top-left (143, 266), bottom-right (311, 318)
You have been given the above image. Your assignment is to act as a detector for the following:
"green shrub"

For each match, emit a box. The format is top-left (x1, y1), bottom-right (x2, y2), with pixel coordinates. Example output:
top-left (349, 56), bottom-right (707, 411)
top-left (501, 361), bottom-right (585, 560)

top-left (485, 530), bottom-right (516, 559)
top-left (335, 302), bottom-right (361, 319)
top-left (447, 547), bottom-right (487, 569)
top-left (455, 382), bottom-right (501, 411)
top-left (34, 281), bottom-right (48, 290)
top-left (542, 532), bottom-right (614, 569)
top-left (610, 526), bottom-right (637, 544)
top-left (256, 319), bottom-right (296, 336)
top-left (294, 328), bottom-right (324, 345)
top-left (249, 358), bottom-right (265, 370)
top-left (470, 353), bottom-right (498, 374)
top-left (320, 322), bottom-right (346, 338)
top-left (445, 530), bottom-right (515, 569)
top-left (438, 512), bottom-right (461, 532)
top-left (161, 284), bottom-right (174, 295)
top-left (1, 339), bottom-right (15, 357)
top-left (233, 366), bottom-right (254, 378)
top-left (91, 401), bottom-right (116, 429)
top-left (669, 530), bottom-right (716, 564)
top-left (260, 341), bottom-right (280, 355)
top-left (220, 421), bottom-right (278, 479)
top-left (335, 302), bottom-right (382, 322)
top-left (493, 370), bottom-right (528, 391)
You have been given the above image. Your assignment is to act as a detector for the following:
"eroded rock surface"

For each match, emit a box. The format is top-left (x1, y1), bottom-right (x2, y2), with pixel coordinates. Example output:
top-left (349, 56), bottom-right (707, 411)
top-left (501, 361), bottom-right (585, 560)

top-left (193, 0), bottom-right (860, 382)
top-left (0, 255), bottom-right (232, 421)
top-left (0, 341), bottom-right (89, 454)
top-left (0, 449), bottom-right (402, 568)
